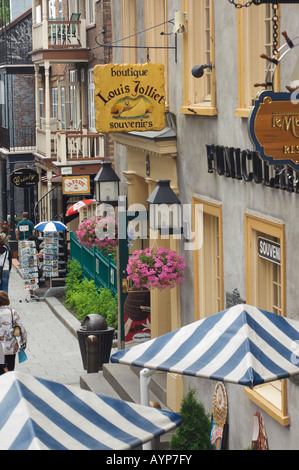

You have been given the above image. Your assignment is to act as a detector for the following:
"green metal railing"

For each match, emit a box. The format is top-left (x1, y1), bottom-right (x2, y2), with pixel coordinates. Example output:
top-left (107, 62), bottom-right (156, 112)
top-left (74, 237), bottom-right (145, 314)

top-left (70, 231), bottom-right (117, 296)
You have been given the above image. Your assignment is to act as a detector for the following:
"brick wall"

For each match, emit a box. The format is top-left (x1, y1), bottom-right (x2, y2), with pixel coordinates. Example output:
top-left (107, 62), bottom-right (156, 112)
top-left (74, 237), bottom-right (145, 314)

top-left (12, 74), bottom-right (35, 147)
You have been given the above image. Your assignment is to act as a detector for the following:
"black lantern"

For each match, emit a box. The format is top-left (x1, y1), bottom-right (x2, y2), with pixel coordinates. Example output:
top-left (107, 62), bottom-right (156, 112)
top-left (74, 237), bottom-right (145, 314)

top-left (94, 161), bottom-right (120, 206)
top-left (147, 180), bottom-right (182, 235)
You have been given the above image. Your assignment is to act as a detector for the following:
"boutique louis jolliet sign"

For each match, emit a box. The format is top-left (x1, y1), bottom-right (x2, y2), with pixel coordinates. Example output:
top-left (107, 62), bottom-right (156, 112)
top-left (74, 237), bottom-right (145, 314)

top-left (248, 90), bottom-right (299, 172)
top-left (94, 63), bottom-right (166, 133)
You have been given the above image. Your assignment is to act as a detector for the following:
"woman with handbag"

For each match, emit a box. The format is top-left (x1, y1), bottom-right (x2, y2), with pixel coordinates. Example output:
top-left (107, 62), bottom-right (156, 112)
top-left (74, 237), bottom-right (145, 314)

top-left (0, 237), bottom-right (12, 293)
top-left (0, 290), bottom-right (27, 372)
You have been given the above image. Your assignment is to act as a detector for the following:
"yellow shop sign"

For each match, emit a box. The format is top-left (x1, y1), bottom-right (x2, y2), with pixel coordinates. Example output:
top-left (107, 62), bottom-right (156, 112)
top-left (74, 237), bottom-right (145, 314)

top-left (94, 63), bottom-right (166, 133)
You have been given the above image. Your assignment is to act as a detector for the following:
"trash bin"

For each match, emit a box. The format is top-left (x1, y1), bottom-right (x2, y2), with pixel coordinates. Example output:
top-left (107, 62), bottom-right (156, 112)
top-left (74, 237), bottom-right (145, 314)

top-left (77, 314), bottom-right (115, 371)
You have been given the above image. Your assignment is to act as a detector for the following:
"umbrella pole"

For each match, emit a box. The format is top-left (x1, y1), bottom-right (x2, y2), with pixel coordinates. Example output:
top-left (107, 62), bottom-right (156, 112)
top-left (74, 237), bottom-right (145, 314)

top-left (140, 368), bottom-right (155, 450)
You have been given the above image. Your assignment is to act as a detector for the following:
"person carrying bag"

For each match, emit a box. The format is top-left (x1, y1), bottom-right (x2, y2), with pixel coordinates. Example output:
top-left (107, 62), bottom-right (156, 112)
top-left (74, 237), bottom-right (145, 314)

top-left (0, 291), bottom-right (27, 372)
top-left (0, 238), bottom-right (12, 293)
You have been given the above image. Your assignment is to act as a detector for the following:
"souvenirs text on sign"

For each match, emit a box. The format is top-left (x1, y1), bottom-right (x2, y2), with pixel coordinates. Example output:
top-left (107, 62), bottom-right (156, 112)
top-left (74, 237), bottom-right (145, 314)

top-left (258, 237), bottom-right (280, 265)
top-left (62, 176), bottom-right (90, 195)
top-left (248, 90), bottom-right (299, 172)
top-left (94, 63), bottom-right (166, 133)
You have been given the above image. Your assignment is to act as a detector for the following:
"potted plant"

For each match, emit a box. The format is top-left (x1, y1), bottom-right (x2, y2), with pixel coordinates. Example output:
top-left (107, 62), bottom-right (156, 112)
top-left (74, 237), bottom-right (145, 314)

top-left (126, 246), bottom-right (186, 291)
top-left (76, 215), bottom-right (118, 256)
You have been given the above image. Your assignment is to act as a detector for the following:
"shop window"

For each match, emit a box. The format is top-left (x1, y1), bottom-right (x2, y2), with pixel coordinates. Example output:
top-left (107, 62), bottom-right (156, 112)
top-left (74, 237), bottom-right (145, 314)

top-left (51, 88), bottom-right (58, 120)
top-left (181, 0), bottom-right (217, 116)
top-left (236, 4), bottom-right (280, 117)
top-left (244, 213), bottom-right (289, 426)
top-left (39, 87), bottom-right (44, 128)
top-left (193, 197), bottom-right (223, 320)
top-left (87, 0), bottom-right (95, 25)
top-left (121, 0), bottom-right (137, 64)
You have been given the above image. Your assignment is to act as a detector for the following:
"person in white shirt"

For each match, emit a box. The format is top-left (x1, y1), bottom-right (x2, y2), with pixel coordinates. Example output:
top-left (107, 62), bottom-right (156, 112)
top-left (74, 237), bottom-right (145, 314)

top-left (0, 290), bottom-right (27, 372)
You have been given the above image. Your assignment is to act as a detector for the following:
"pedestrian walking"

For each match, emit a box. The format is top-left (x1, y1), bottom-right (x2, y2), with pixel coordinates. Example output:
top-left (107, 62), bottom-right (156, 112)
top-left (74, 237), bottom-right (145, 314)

top-left (0, 238), bottom-right (12, 293)
top-left (0, 223), bottom-right (10, 246)
top-left (0, 339), bottom-right (8, 375)
top-left (15, 212), bottom-right (35, 241)
top-left (0, 291), bottom-right (27, 372)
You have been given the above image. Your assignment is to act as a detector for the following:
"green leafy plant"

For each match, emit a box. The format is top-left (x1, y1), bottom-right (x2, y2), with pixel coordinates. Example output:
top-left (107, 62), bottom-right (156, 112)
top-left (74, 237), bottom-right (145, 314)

top-left (65, 259), bottom-right (118, 328)
top-left (170, 388), bottom-right (214, 451)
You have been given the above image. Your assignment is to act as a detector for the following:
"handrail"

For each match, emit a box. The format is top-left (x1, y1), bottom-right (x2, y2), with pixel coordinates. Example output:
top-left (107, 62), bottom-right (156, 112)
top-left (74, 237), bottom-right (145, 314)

top-left (34, 181), bottom-right (62, 224)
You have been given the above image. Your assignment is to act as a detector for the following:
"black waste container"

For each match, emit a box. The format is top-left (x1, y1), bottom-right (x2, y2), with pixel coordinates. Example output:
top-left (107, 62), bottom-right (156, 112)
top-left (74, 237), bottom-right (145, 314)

top-left (77, 314), bottom-right (115, 371)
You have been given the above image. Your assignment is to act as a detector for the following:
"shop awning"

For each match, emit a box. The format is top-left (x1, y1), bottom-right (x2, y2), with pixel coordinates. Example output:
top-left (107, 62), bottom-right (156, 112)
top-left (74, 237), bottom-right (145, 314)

top-left (111, 304), bottom-right (299, 388)
top-left (0, 372), bottom-right (181, 450)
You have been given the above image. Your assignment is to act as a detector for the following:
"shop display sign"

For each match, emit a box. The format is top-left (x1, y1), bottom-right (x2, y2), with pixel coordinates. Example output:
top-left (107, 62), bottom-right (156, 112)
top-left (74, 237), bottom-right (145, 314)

top-left (94, 63), bottom-right (166, 133)
top-left (10, 168), bottom-right (39, 188)
top-left (62, 175), bottom-right (90, 195)
top-left (210, 382), bottom-right (228, 450)
top-left (248, 90), bottom-right (299, 172)
top-left (258, 237), bottom-right (281, 265)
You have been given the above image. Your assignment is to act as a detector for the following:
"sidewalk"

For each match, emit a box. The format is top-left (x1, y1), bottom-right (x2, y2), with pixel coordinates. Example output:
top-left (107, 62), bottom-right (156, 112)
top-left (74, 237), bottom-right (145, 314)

top-left (9, 265), bottom-right (85, 386)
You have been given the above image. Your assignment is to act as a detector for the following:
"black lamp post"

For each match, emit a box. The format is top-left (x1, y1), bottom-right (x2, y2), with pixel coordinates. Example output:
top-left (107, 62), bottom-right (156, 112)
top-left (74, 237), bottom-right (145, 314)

top-left (147, 180), bottom-right (182, 235)
top-left (94, 161), bottom-right (120, 206)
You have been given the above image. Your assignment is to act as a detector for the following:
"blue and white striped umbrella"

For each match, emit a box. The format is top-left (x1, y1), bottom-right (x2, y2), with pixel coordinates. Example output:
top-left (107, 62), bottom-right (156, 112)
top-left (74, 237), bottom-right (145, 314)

top-left (34, 221), bottom-right (67, 232)
top-left (0, 372), bottom-right (181, 450)
top-left (111, 304), bottom-right (299, 388)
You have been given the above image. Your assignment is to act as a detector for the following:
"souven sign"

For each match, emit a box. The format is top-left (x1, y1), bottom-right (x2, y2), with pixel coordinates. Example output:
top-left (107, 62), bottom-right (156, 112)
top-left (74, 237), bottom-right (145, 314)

top-left (94, 63), bottom-right (166, 133)
top-left (258, 237), bottom-right (280, 265)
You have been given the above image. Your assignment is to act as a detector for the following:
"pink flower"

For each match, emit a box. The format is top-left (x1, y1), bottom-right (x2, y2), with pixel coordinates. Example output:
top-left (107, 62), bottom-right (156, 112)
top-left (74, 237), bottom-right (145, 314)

top-left (126, 246), bottom-right (186, 290)
top-left (76, 216), bottom-right (118, 256)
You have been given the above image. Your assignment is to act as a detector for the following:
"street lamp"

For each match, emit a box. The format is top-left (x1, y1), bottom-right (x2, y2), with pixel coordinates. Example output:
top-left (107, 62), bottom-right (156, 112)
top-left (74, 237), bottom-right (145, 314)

top-left (147, 180), bottom-right (182, 235)
top-left (94, 161), bottom-right (120, 206)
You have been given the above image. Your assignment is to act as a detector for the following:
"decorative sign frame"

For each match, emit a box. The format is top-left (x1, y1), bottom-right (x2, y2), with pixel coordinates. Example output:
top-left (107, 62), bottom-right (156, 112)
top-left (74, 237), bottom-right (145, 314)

top-left (94, 63), bottom-right (166, 133)
top-left (62, 176), bottom-right (90, 195)
top-left (248, 90), bottom-right (299, 172)
top-left (10, 168), bottom-right (39, 188)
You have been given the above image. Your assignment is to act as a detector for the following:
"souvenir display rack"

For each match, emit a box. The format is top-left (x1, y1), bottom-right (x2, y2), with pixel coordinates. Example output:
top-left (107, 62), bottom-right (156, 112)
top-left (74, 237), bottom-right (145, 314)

top-left (18, 240), bottom-right (39, 297)
top-left (42, 232), bottom-right (59, 281)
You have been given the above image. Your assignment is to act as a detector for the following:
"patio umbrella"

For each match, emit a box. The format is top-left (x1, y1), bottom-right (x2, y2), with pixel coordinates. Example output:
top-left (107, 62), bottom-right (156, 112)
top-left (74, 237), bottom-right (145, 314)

top-left (34, 221), bottom-right (68, 232)
top-left (111, 304), bottom-right (299, 388)
top-left (66, 199), bottom-right (96, 217)
top-left (0, 372), bottom-right (181, 450)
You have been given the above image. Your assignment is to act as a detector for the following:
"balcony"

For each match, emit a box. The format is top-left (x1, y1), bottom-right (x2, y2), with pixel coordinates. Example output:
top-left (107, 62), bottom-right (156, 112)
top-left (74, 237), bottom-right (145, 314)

top-left (35, 128), bottom-right (104, 167)
top-left (31, 15), bottom-right (88, 63)
top-left (1, 127), bottom-right (36, 154)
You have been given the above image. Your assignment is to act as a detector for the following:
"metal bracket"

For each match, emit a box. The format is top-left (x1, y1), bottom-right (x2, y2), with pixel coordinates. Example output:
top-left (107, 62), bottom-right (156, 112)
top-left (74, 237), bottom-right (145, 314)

top-left (93, 19), bottom-right (178, 62)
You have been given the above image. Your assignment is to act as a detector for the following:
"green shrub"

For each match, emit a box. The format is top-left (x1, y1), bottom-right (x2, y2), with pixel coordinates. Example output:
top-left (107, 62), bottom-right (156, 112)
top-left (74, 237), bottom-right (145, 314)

top-left (65, 259), bottom-right (118, 328)
top-left (170, 388), bottom-right (214, 451)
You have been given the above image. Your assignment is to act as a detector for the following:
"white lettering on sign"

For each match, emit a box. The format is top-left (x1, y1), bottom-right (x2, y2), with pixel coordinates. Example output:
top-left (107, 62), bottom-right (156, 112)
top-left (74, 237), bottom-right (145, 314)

top-left (258, 237), bottom-right (281, 265)
top-left (62, 176), bottom-right (90, 195)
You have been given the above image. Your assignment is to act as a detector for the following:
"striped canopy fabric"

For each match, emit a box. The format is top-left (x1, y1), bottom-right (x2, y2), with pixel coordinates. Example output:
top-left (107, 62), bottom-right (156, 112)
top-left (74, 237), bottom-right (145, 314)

top-left (111, 304), bottom-right (299, 388)
top-left (0, 372), bottom-right (181, 450)
top-left (34, 221), bottom-right (67, 232)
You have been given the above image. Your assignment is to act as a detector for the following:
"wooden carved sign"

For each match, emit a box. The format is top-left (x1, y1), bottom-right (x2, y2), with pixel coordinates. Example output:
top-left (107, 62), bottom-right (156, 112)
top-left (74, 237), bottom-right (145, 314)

top-left (248, 90), bottom-right (299, 172)
top-left (94, 63), bottom-right (166, 133)
top-left (210, 382), bottom-right (228, 450)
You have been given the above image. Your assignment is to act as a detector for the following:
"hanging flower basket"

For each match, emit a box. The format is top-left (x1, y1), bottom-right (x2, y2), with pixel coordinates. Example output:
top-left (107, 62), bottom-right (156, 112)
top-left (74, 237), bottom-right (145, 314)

top-left (76, 215), bottom-right (118, 256)
top-left (126, 246), bottom-right (186, 290)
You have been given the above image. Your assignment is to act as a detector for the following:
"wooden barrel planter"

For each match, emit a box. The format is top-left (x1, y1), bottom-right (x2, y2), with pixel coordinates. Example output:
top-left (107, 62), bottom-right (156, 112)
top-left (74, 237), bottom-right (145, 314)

top-left (124, 288), bottom-right (150, 322)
